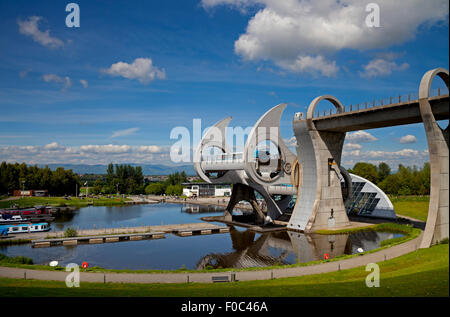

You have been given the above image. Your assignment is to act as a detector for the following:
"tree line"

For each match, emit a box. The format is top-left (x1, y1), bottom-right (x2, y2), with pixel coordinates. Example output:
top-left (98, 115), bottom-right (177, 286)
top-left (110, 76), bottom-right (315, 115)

top-left (348, 162), bottom-right (430, 196)
top-left (1, 160), bottom-right (430, 198)
top-left (0, 162), bottom-right (147, 197)
top-left (0, 162), bottom-right (79, 196)
top-left (144, 171), bottom-right (188, 196)
top-left (91, 163), bottom-right (145, 195)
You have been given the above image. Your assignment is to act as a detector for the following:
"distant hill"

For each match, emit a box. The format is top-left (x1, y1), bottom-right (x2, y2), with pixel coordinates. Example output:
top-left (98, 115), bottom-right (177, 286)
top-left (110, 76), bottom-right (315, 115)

top-left (37, 164), bottom-right (196, 176)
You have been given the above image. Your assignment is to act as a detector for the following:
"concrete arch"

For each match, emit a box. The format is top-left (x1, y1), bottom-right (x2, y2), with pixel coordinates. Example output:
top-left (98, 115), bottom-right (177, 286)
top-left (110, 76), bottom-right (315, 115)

top-left (418, 68), bottom-right (449, 248)
top-left (306, 95), bottom-right (345, 121)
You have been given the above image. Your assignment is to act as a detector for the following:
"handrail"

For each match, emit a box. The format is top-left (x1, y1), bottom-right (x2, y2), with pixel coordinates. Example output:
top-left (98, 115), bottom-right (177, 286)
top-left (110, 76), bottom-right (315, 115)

top-left (304, 87), bottom-right (448, 119)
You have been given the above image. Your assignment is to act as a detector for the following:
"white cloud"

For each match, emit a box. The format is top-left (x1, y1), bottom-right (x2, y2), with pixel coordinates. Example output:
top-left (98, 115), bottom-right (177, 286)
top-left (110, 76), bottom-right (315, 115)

top-left (363, 148), bottom-right (420, 158)
top-left (359, 58), bottom-right (409, 78)
top-left (0, 144), bottom-right (171, 165)
top-left (18, 16), bottom-right (64, 48)
top-left (102, 58), bottom-right (166, 84)
top-left (18, 146), bottom-right (39, 153)
top-left (277, 55), bottom-right (338, 77)
top-left (80, 144), bottom-right (132, 154)
top-left (43, 74), bottom-right (72, 90)
top-left (111, 127), bottom-right (139, 138)
top-left (346, 130), bottom-right (377, 143)
top-left (344, 143), bottom-right (362, 150)
top-left (202, 0), bottom-right (448, 76)
top-left (80, 79), bottom-right (88, 88)
top-left (399, 134), bottom-right (417, 144)
top-left (342, 148), bottom-right (429, 168)
top-left (136, 145), bottom-right (165, 153)
top-left (44, 142), bottom-right (63, 151)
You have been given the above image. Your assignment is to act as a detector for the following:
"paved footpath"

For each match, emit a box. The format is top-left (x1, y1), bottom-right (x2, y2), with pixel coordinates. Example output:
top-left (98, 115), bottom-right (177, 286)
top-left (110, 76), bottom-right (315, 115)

top-left (0, 233), bottom-right (423, 284)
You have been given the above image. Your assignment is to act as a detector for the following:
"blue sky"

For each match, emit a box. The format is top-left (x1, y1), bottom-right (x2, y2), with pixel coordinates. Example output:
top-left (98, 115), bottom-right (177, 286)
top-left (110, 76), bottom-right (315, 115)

top-left (0, 0), bottom-right (448, 168)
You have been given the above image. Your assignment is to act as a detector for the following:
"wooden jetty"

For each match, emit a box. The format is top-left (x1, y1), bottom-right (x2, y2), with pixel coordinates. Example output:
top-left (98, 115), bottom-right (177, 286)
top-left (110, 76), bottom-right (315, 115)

top-left (30, 222), bottom-right (230, 247)
top-left (32, 232), bottom-right (165, 248)
top-left (172, 226), bottom-right (229, 237)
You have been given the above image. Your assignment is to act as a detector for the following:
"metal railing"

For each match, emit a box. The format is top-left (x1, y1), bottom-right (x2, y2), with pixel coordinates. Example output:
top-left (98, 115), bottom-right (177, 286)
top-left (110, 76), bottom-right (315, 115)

top-left (202, 152), bottom-right (244, 163)
top-left (308, 87), bottom-right (448, 118)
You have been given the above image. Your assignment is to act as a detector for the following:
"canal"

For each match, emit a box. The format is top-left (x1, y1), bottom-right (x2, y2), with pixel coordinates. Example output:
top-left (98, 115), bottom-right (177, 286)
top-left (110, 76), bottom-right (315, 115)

top-left (1, 203), bottom-right (402, 270)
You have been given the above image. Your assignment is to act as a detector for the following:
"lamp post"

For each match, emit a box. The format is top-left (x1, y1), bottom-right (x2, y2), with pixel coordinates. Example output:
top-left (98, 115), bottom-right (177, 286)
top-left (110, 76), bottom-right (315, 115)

top-left (21, 181), bottom-right (25, 199)
top-left (116, 183), bottom-right (119, 196)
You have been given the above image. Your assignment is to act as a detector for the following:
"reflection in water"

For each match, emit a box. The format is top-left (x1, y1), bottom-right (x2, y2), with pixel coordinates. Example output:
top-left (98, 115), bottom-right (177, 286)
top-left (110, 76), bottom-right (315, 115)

top-left (3, 204), bottom-right (399, 270)
top-left (181, 204), bottom-right (249, 215)
top-left (197, 227), bottom-right (397, 269)
top-left (197, 227), bottom-right (292, 269)
top-left (50, 203), bottom-right (223, 231)
top-left (181, 204), bottom-right (226, 214)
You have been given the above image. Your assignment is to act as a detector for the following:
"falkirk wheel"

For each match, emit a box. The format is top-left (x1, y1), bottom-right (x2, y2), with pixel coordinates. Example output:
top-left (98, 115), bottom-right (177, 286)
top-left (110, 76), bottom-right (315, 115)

top-left (194, 103), bottom-right (395, 232)
top-left (194, 67), bottom-right (449, 241)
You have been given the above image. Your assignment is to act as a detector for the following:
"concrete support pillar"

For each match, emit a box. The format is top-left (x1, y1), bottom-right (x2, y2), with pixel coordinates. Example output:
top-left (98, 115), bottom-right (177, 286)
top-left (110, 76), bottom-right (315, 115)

top-left (419, 68), bottom-right (449, 248)
top-left (289, 95), bottom-right (350, 232)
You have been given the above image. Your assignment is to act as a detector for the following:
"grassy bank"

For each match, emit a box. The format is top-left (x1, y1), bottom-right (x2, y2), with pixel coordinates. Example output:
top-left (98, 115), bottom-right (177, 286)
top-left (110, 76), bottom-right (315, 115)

top-left (0, 243), bottom-right (447, 297)
top-left (390, 195), bottom-right (429, 222)
top-left (315, 222), bottom-right (419, 236)
top-left (0, 196), bottom-right (129, 209)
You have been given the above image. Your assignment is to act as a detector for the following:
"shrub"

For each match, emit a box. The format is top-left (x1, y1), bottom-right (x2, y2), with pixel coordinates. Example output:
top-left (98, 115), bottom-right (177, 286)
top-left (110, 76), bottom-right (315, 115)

top-left (64, 227), bottom-right (78, 237)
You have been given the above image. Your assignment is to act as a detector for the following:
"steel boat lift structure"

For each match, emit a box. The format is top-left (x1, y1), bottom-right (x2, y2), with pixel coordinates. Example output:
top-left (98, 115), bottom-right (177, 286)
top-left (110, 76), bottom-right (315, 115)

top-left (194, 103), bottom-right (395, 232)
top-left (194, 104), bottom-right (298, 227)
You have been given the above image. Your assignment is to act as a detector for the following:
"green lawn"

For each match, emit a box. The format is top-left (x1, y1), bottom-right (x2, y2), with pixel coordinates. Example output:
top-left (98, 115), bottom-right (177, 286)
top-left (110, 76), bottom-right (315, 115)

top-left (0, 243), bottom-right (447, 297)
top-left (390, 196), bottom-right (430, 222)
top-left (0, 196), bottom-right (128, 209)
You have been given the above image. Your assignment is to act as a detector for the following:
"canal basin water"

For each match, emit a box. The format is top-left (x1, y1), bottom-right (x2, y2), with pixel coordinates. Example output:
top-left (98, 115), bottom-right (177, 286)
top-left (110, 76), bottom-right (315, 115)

top-left (1, 203), bottom-right (402, 270)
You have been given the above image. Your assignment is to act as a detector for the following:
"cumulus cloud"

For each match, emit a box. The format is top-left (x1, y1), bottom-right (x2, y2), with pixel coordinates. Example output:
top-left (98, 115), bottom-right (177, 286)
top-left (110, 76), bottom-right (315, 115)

top-left (399, 134), bottom-right (417, 144)
top-left (202, 0), bottom-right (448, 76)
top-left (43, 74), bottom-right (72, 90)
top-left (344, 143), bottom-right (362, 150)
top-left (359, 58), bottom-right (409, 78)
top-left (44, 142), bottom-right (63, 151)
top-left (345, 130), bottom-right (378, 143)
top-left (80, 144), bottom-right (132, 154)
top-left (102, 58), bottom-right (166, 84)
top-left (80, 79), bottom-right (88, 88)
top-left (360, 148), bottom-right (423, 159)
top-left (136, 145), bottom-right (165, 153)
top-left (111, 127), bottom-right (139, 138)
top-left (18, 16), bottom-right (64, 48)
top-left (277, 55), bottom-right (338, 77)
top-left (0, 144), bottom-right (171, 165)
top-left (342, 148), bottom-right (429, 168)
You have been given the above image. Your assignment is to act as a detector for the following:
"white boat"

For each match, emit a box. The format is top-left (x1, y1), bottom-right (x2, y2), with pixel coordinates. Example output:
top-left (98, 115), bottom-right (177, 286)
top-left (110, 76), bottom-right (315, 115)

top-left (0, 215), bottom-right (25, 223)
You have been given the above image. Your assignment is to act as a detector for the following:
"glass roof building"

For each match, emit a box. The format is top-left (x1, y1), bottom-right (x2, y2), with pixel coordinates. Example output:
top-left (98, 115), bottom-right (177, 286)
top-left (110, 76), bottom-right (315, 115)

top-left (342, 173), bottom-right (396, 219)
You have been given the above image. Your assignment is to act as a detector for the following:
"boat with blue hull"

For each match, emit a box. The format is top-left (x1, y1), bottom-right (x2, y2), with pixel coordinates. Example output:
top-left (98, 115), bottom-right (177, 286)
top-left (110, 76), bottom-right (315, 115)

top-left (0, 222), bottom-right (51, 236)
